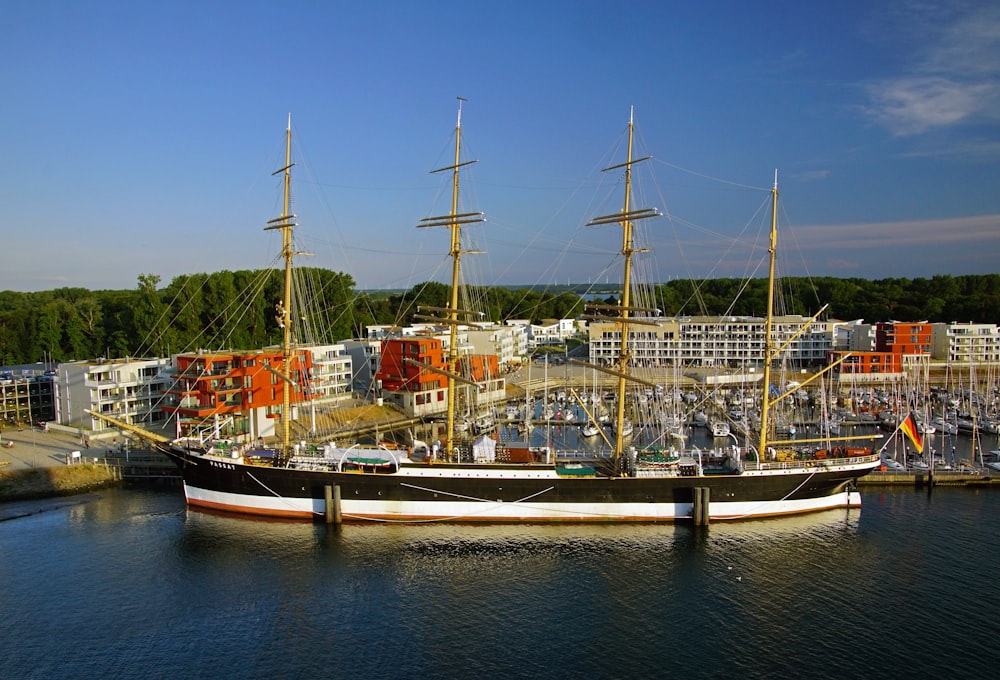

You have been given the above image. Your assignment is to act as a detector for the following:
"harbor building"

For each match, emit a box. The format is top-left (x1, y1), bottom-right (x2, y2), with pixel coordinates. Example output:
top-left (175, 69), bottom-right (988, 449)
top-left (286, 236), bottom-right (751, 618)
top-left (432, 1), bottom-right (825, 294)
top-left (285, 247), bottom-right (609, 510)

top-left (301, 343), bottom-right (353, 408)
top-left (932, 322), bottom-right (1000, 365)
top-left (588, 315), bottom-right (837, 368)
top-left (54, 358), bottom-right (172, 433)
top-left (465, 323), bottom-right (528, 369)
top-left (530, 318), bottom-right (580, 347)
top-left (834, 321), bottom-right (933, 381)
top-left (164, 348), bottom-right (317, 441)
top-left (1, 371), bottom-right (55, 428)
top-left (375, 335), bottom-right (506, 419)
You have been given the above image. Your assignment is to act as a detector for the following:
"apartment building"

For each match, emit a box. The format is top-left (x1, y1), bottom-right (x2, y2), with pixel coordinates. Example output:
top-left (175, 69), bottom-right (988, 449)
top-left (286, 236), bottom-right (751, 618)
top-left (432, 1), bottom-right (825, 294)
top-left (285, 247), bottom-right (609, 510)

top-left (932, 322), bottom-right (1000, 364)
top-left (588, 315), bottom-right (836, 368)
top-left (55, 357), bottom-right (172, 433)
top-left (165, 348), bottom-right (319, 441)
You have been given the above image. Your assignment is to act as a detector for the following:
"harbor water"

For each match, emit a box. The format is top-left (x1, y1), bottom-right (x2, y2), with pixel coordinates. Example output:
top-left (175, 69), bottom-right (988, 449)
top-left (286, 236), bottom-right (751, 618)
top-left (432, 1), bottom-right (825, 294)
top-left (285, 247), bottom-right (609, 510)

top-left (2, 483), bottom-right (998, 679)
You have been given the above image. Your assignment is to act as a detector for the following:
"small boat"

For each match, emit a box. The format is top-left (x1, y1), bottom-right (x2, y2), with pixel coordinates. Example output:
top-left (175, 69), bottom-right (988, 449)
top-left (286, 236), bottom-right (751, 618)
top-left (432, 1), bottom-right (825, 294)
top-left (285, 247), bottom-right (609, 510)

top-left (472, 412), bottom-right (495, 435)
top-left (611, 418), bottom-right (634, 439)
top-left (930, 417), bottom-right (957, 435)
top-left (880, 457), bottom-right (906, 471)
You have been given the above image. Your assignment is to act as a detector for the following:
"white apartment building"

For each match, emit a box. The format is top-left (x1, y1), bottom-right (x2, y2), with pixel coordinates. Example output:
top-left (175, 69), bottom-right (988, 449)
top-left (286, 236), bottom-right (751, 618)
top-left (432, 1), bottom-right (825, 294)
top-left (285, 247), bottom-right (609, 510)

top-left (55, 357), bottom-right (172, 433)
top-left (588, 315), bottom-right (837, 367)
top-left (932, 322), bottom-right (1000, 364)
top-left (342, 338), bottom-right (383, 395)
top-left (302, 343), bottom-right (353, 407)
top-left (465, 323), bottom-right (528, 368)
top-left (532, 318), bottom-right (579, 347)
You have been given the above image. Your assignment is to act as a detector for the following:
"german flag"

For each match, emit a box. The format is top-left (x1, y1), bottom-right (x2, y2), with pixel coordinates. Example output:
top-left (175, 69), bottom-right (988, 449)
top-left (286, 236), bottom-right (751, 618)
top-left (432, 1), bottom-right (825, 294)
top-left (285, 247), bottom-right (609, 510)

top-left (899, 413), bottom-right (923, 454)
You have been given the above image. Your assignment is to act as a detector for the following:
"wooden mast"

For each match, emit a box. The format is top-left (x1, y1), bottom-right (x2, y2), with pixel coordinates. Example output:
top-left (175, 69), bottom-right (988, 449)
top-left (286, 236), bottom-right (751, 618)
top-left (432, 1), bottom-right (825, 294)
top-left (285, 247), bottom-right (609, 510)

top-left (417, 98), bottom-right (484, 460)
top-left (757, 171), bottom-right (779, 462)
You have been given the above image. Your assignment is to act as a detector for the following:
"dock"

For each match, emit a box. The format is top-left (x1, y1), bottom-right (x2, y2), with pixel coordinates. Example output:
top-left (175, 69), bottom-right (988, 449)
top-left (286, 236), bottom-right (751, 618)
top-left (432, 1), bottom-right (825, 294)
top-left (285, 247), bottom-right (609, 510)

top-left (103, 449), bottom-right (181, 483)
top-left (858, 469), bottom-right (1000, 488)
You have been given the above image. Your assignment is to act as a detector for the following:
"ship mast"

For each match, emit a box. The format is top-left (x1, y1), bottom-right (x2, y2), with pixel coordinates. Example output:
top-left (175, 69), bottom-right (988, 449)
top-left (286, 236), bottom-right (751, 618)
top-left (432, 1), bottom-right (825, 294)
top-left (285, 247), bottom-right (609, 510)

top-left (584, 108), bottom-right (659, 472)
top-left (757, 171), bottom-right (779, 462)
top-left (416, 98), bottom-right (485, 460)
top-left (264, 115), bottom-right (298, 461)
top-left (614, 112), bottom-right (637, 460)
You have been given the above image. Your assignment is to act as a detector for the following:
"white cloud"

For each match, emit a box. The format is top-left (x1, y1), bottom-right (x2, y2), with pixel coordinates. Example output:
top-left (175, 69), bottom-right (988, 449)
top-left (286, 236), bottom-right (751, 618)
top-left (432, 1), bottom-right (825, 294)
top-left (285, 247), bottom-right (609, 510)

top-left (865, 77), bottom-right (995, 135)
top-left (864, 4), bottom-right (1000, 136)
top-left (788, 169), bottom-right (831, 182)
top-left (792, 213), bottom-right (1000, 249)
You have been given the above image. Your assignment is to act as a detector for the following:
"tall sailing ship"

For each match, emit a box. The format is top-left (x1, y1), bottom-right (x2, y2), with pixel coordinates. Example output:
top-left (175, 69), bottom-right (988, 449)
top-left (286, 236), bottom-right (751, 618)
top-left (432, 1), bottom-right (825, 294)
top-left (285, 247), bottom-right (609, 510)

top-left (92, 104), bottom-right (882, 522)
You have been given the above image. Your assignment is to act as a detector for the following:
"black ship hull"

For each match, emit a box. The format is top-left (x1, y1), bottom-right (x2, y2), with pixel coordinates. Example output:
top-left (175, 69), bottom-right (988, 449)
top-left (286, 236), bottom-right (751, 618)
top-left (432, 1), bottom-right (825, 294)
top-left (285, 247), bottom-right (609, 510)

top-left (158, 444), bottom-right (877, 522)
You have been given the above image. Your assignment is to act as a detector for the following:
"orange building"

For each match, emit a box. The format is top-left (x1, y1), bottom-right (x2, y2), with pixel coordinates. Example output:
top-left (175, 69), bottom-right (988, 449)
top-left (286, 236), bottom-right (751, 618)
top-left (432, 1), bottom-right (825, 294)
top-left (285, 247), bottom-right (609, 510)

top-left (376, 337), bottom-right (446, 393)
top-left (831, 350), bottom-right (902, 375)
top-left (165, 349), bottom-right (315, 439)
top-left (375, 337), bottom-right (449, 417)
top-left (459, 354), bottom-right (500, 382)
top-left (375, 337), bottom-right (504, 418)
top-left (876, 322), bottom-right (933, 355)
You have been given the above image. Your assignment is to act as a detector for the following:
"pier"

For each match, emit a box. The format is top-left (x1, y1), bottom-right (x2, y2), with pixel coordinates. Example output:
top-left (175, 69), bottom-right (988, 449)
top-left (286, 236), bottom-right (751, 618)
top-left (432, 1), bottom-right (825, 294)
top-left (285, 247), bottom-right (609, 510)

top-left (858, 469), bottom-right (1000, 488)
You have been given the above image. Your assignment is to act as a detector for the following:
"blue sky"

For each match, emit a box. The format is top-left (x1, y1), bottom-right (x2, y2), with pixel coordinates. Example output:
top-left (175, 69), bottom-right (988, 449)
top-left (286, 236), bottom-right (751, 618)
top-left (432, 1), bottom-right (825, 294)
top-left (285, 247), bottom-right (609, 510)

top-left (3, 0), bottom-right (999, 293)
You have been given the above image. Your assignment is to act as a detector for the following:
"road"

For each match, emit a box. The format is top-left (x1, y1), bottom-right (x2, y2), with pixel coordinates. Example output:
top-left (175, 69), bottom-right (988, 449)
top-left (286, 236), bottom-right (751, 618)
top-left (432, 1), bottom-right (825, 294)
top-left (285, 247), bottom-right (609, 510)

top-left (0, 426), bottom-right (104, 470)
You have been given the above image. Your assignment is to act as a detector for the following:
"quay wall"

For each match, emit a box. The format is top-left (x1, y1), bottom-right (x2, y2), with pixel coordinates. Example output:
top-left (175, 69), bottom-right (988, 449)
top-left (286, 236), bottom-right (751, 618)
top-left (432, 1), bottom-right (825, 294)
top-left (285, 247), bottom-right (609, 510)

top-left (858, 470), bottom-right (1000, 488)
top-left (0, 464), bottom-right (118, 503)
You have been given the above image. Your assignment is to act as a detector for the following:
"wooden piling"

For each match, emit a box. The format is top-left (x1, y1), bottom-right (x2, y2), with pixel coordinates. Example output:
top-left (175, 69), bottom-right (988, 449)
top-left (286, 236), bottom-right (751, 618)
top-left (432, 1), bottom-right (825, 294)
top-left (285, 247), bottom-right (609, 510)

top-left (333, 484), bottom-right (342, 524)
top-left (693, 487), bottom-right (704, 526)
top-left (324, 485), bottom-right (342, 524)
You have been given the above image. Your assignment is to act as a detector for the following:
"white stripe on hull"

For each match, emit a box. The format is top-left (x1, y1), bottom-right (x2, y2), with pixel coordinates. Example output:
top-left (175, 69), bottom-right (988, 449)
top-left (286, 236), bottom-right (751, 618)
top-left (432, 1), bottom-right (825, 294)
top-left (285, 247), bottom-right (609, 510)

top-left (184, 484), bottom-right (861, 522)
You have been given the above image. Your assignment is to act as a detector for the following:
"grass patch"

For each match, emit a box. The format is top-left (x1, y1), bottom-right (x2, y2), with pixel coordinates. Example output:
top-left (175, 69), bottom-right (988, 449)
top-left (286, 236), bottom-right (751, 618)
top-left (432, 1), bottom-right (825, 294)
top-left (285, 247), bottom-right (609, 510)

top-left (0, 464), bottom-right (118, 502)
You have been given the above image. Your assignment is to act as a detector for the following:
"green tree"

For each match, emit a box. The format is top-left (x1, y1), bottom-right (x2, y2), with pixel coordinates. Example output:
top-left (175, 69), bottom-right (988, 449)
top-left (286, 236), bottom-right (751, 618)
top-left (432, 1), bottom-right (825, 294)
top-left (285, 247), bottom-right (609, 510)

top-left (133, 274), bottom-right (172, 357)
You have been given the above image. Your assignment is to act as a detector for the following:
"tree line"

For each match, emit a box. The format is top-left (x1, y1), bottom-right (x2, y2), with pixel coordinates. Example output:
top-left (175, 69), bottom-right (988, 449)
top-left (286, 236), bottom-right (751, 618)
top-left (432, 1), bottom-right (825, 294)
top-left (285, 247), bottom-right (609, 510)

top-left (1, 271), bottom-right (997, 366)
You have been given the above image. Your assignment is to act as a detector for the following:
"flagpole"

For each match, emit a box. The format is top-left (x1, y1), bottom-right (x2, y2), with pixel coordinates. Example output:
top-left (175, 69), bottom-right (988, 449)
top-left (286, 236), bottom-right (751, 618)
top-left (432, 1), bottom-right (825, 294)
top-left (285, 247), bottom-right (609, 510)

top-left (878, 411), bottom-right (922, 455)
top-left (876, 420), bottom-right (904, 455)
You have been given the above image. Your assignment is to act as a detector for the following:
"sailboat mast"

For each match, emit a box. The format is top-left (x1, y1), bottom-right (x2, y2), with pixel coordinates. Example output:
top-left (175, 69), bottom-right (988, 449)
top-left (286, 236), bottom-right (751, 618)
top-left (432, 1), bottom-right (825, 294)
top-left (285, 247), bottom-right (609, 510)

top-left (444, 100), bottom-right (464, 459)
top-left (614, 111), bottom-right (638, 460)
top-left (416, 99), bottom-right (485, 461)
top-left (757, 170), bottom-right (779, 461)
top-left (261, 115), bottom-right (298, 459)
top-left (584, 107), bottom-right (659, 471)
top-left (280, 118), bottom-right (295, 456)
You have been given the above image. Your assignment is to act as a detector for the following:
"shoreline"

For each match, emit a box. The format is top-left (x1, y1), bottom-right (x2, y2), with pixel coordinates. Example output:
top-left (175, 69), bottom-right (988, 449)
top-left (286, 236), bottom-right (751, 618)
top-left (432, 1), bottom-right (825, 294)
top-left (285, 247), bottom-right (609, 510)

top-left (0, 493), bottom-right (105, 522)
top-left (0, 464), bottom-right (119, 508)
top-left (0, 426), bottom-right (121, 509)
